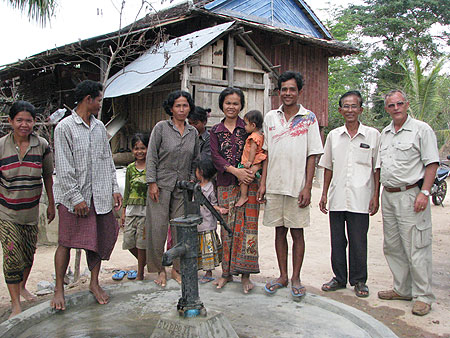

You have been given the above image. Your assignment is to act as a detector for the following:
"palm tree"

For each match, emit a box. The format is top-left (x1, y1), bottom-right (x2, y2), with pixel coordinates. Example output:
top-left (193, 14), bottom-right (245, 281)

top-left (5, 0), bottom-right (56, 26)
top-left (400, 51), bottom-right (449, 144)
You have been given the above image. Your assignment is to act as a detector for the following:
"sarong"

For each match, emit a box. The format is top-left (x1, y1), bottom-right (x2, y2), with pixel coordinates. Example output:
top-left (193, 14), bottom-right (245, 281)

top-left (217, 182), bottom-right (260, 276)
top-left (197, 230), bottom-right (222, 271)
top-left (58, 203), bottom-right (119, 271)
top-left (0, 220), bottom-right (38, 284)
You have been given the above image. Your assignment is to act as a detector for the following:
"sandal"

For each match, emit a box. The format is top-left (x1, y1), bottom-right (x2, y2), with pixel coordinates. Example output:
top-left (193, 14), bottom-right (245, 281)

top-left (291, 285), bottom-right (306, 298)
top-left (112, 270), bottom-right (126, 281)
top-left (199, 276), bottom-right (215, 284)
top-left (264, 280), bottom-right (287, 295)
top-left (354, 282), bottom-right (369, 298)
top-left (412, 301), bottom-right (431, 316)
top-left (127, 270), bottom-right (137, 280)
top-left (377, 289), bottom-right (412, 301)
top-left (321, 278), bottom-right (346, 292)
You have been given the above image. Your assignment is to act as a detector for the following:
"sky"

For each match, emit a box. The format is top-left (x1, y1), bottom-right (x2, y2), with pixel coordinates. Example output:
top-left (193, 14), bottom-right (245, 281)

top-left (0, 0), bottom-right (352, 67)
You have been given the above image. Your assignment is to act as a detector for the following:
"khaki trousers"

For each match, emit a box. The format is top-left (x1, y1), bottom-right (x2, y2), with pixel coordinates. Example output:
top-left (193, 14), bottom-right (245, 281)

top-left (381, 186), bottom-right (435, 304)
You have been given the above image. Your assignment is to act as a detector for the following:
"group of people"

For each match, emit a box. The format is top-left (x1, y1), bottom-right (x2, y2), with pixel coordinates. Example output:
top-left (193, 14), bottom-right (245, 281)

top-left (0, 69), bottom-right (439, 319)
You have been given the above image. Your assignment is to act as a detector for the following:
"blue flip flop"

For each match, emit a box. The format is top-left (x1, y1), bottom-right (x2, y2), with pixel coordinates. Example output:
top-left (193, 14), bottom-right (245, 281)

top-left (127, 270), bottom-right (137, 280)
top-left (264, 280), bottom-right (287, 294)
top-left (112, 270), bottom-right (126, 281)
top-left (291, 285), bottom-right (306, 298)
top-left (199, 276), bottom-right (215, 284)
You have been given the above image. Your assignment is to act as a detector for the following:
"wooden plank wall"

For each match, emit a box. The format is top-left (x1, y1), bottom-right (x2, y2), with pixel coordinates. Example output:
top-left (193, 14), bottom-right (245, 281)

top-left (251, 34), bottom-right (329, 127)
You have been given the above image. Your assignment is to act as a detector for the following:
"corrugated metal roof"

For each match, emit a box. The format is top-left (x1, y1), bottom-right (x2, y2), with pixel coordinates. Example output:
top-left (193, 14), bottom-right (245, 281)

top-left (204, 0), bottom-right (330, 39)
top-left (104, 21), bottom-right (234, 98)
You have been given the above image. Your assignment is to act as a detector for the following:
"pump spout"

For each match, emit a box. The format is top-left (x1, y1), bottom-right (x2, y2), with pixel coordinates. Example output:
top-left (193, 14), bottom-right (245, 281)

top-left (162, 242), bottom-right (186, 266)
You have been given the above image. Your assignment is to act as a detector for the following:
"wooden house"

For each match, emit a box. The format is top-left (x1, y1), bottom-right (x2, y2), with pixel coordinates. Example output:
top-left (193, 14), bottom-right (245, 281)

top-left (0, 0), bottom-right (357, 149)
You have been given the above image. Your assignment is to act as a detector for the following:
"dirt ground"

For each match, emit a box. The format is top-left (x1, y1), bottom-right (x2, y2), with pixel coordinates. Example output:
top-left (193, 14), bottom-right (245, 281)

top-left (0, 184), bottom-right (449, 338)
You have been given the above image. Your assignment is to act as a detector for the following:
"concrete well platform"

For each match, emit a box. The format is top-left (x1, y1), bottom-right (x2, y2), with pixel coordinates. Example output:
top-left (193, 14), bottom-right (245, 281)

top-left (0, 280), bottom-right (398, 338)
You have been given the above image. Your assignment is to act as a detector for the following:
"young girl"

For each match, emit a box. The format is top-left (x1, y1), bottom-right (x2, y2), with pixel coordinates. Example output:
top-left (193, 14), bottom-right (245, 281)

top-left (195, 159), bottom-right (228, 283)
top-left (120, 133), bottom-right (149, 280)
top-left (235, 110), bottom-right (267, 207)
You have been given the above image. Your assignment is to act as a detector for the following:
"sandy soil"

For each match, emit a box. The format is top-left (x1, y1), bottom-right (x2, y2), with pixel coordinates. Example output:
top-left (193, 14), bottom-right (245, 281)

top-left (0, 184), bottom-right (449, 338)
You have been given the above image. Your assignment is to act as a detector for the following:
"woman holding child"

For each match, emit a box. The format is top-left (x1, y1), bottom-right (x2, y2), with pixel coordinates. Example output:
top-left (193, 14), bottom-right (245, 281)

top-left (210, 87), bottom-right (263, 293)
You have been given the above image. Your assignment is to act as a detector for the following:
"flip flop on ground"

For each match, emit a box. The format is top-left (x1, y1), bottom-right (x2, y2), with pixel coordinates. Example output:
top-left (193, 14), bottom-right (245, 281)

top-left (321, 278), bottom-right (346, 292)
top-left (264, 280), bottom-right (287, 294)
top-left (112, 270), bottom-right (126, 281)
top-left (291, 285), bottom-right (306, 298)
top-left (127, 270), bottom-right (137, 280)
top-left (354, 282), bottom-right (369, 298)
top-left (199, 276), bottom-right (215, 284)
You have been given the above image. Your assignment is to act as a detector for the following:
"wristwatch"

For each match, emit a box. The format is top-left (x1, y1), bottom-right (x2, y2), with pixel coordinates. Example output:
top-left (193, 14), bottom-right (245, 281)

top-left (420, 189), bottom-right (430, 197)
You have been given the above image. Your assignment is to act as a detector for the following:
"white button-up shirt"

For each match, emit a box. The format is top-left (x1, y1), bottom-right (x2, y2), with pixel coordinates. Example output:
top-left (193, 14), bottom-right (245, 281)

top-left (379, 116), bottom-right (439, 188)
top-left (319, 123), bottom-right (380, 213)
top-left (53, 111), bottom-right (119, 214)
top-left (263, 104), bottom-right (324, 198)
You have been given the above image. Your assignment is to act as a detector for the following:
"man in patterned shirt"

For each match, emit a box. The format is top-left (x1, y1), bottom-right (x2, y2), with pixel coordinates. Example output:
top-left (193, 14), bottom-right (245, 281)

top-left (51, 80), bottom-right (122, 311)
top-left (257, 71), bottom-right (323, 299)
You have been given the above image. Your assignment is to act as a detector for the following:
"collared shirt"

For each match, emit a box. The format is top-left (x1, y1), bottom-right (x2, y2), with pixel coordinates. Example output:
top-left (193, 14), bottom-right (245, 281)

top-left (0, 133), bottom-right (53, 225)
top-left (379, 115), bottom-right (439, 188)
top-left (199, 129), bottom-right (211, 160)
top-left (198, 181), bottom-right (218, 232)
top-left (53, 111), bottom-right (119, 214)
top-left (263, 104), bottom-right (323, 197)
top-left (319, 123), bottom-right (380, 213)
top-left (210, 117), bottom-right (248, 187)
top-left (146, 119), bottom-right (199, 191)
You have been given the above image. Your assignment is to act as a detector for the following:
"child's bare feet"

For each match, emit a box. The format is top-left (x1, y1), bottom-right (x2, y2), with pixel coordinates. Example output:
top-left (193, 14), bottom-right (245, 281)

top-left (235, 196), bottom-right (248, 207)
top-left (20, 287), bottom-right (37, 301)
top-left (50, 288), bottom-right (66, 311)
top-left (9, 303), bottom-right (21, 319)
top-left (89, 284), bottom-right (109, 305)
top-left (213, 276), bottom-right (233, 289)
top-left (154, 271), bottom-right (167, 287)
top-left (171, 269), bottom-right (181, 284)
top-left (241, 275), bottom-right (254, 294)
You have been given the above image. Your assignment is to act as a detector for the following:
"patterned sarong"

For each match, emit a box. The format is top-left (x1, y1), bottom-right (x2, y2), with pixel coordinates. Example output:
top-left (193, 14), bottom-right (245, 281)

top-left (58, 203), bottom-right (119, 271)
top-left (217, 182), bottom-right (260, 276)
top-left (0, 219), bottom-right (38, 284)
top-left (197, 230), bottom-right (222, 271)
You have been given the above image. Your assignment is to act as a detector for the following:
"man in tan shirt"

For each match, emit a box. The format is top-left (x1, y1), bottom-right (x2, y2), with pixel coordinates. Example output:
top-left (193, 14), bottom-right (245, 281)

top-left (378, 90), bottom-right (439, 316)
top-left (319, 91), bottom-right (380, 298)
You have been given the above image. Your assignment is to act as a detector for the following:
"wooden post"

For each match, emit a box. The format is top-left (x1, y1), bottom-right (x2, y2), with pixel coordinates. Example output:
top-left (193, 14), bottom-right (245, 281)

top-left (181, 63), bottom-right (189, 92)
top-left (73, 249), bottom-right (81, 282)
top-left (227, 34), bottom-right (235, 87)
top-left (98, 54), bottom-right (108, 121)
top-left (264, 73), bottom-right (272, 115)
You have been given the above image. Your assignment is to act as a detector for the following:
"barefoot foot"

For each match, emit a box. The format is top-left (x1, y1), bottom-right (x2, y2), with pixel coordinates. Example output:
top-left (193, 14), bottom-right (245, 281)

top-left (241, 275), bottom-right (254, 294)
top-left (235, 196), bottom-right (248, 207)
top-left (89, 284), bottom-right (109, 305)
top-left (20, 287), bottom-right (37, 302)
top-left (171, 269), bottom-right (181, 284)
top-left (9, 303), bottom-right (21, 319)
top-left (213, 276), bottom-right (233, 289)
top-left (50, 289), bottom-right (66, 311)
top-left (154, 271), bottom-right (167, 287)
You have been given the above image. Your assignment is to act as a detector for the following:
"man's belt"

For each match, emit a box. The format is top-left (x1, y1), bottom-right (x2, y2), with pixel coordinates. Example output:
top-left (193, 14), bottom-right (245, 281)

top-left (384, 183), bottom-right (418, 193)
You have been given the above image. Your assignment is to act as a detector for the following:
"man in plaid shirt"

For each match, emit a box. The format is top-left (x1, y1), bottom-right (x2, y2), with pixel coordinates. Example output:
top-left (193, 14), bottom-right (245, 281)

top-left (51, 80), bottom-right (122, 311)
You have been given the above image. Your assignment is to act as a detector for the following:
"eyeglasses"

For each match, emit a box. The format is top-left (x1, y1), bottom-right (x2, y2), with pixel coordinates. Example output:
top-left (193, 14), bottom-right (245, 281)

top-left (386, 101), bottom-right (405, 109)
top-left (342, 104), bottom-right (361, 110)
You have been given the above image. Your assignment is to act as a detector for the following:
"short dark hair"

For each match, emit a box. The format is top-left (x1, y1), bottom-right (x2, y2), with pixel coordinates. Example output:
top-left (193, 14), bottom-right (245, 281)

top-left (9, 100), bottom-right (36, 119)
top-left (74, 80), bottom-right (103, 104)
top-left (384, 90), bottom-right (408, 105)
top-left (188, 106), bottom-right (210, 123)
top-left (339, 91), bottom-right (363, 107)
top-left (244, 110), bottom-right (263, 129)
top-left (131, 133), bottom-right (149, 149)
top-left (195, 158), bottom-right (217, 181)
top-left (218, 87), bottom-right (245, 111)
top-left (162, 90), bottom-right (195, 116)
top-left (278, 71), bottom-right (304, 91)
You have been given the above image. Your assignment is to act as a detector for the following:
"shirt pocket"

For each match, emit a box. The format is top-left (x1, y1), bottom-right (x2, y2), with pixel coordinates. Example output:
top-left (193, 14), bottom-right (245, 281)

top-left (394, 142), bottom-right (415, 161)
top-left (354, 146), bottom-right (372, 166)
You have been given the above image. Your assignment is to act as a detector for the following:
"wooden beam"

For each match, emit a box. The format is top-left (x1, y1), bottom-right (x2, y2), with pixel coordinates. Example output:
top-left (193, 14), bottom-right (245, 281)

top-left (264, 73), bottom-right (272, 114)
top-left (189, 76), bottom-right (265, 90)
top-left (227, 34), bottom-right (235, 87)
top-left (181, 63), bottom-right (189, 91)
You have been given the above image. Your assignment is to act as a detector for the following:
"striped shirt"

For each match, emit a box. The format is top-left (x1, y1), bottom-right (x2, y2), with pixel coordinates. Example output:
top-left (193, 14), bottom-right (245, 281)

top-left (53, 111), bottom-right (119, 214)
top-left (0, 133), bottom-right (53, 225)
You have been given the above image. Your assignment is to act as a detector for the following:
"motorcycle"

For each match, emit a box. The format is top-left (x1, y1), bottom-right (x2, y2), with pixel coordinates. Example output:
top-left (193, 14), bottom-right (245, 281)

top-left (431, 155), bottom-right (450, 206)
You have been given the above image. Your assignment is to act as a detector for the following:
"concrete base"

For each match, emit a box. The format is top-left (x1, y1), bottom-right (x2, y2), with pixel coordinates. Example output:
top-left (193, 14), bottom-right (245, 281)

top-left (0, 280), bottom-right (398, 338)
top-left (151, 311), bottom-right (238, 338)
